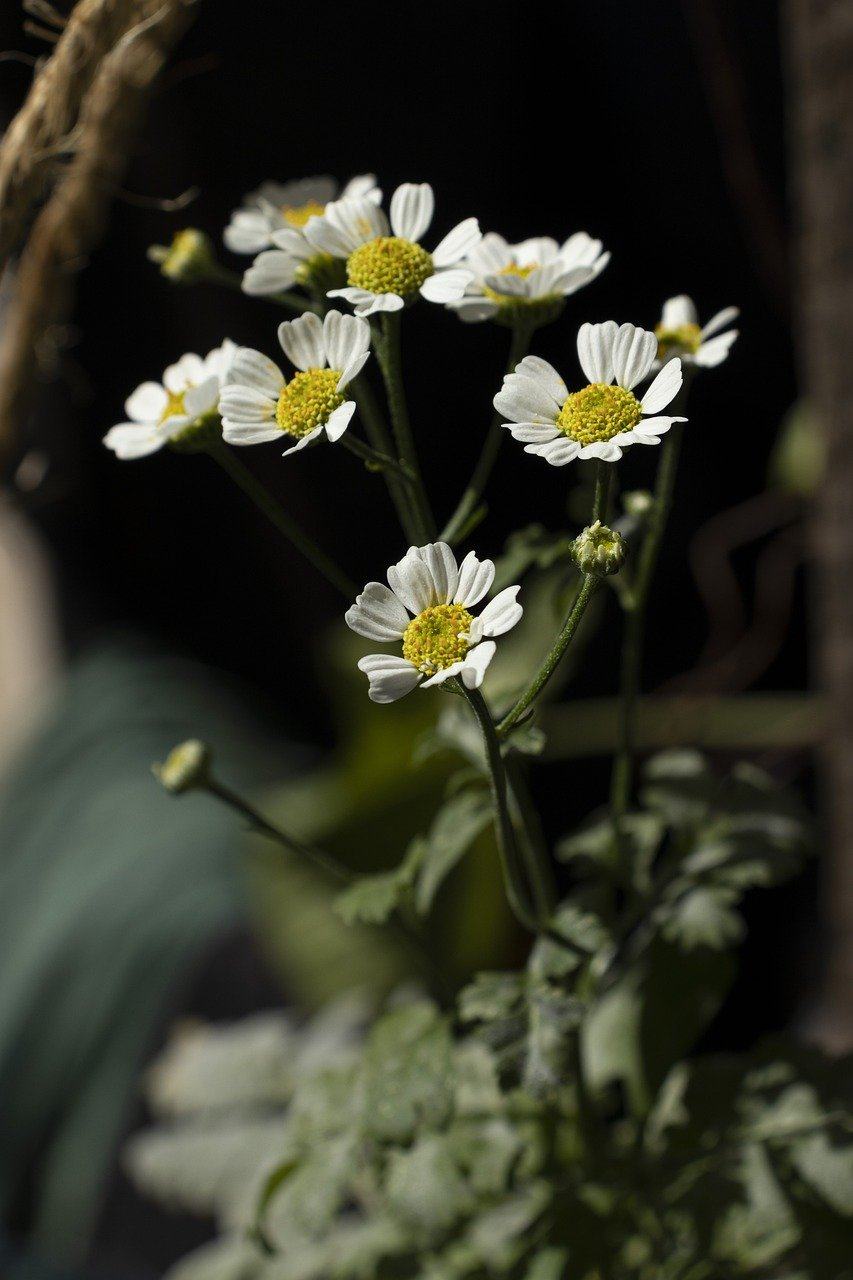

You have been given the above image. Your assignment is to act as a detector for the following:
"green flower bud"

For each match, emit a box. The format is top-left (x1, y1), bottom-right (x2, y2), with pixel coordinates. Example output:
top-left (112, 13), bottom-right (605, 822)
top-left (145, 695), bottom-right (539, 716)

top-left (572, 521), bottom-right (626, 577)
top-left (153, 739), bottom-right (211, 794)
top-left (148, 229), bottom-right (215, 283)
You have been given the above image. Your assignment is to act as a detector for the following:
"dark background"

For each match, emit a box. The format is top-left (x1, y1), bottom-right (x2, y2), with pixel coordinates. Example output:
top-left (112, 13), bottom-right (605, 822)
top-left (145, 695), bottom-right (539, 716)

top-left (0, 1), bottom-right (809, 1274)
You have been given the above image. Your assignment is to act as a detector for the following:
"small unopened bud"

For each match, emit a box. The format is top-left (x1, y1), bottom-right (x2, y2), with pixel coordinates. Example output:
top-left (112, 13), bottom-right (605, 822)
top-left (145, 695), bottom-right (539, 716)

top-left (153, 739), bottom-right (211, 794)
top-left (572, 521), bottom-right (626, 577)
top-left (622, 489), bottom-right (653, 519)
top-left (148, 229), bottom-right (215, 283)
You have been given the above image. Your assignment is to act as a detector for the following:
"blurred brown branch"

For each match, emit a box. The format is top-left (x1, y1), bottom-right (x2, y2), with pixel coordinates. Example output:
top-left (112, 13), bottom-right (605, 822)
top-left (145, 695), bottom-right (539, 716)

top-left (0, 0), bottom-right (197, 476)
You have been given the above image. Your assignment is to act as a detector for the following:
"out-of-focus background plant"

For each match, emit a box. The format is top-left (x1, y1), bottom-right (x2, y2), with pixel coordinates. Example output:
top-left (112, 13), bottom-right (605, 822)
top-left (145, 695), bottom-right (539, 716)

top-left (0, 1), bottom-right (851, 1278)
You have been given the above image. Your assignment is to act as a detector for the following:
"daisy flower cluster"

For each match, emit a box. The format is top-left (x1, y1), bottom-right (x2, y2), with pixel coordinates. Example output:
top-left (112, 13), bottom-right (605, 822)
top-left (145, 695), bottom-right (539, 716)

top-left (105, 168), bottom-right (738, 708)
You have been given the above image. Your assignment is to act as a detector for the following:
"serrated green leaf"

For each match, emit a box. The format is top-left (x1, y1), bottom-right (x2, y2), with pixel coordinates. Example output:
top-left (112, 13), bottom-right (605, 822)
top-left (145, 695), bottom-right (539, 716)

top-left (362, 1001), bottom-right (453, 1142)
top-left (333, 839), bottom-right (425, 925)
top-left (658, 886), bottom-right (745, 951)
top-left (385, 1133), bottom-right (475, 1232)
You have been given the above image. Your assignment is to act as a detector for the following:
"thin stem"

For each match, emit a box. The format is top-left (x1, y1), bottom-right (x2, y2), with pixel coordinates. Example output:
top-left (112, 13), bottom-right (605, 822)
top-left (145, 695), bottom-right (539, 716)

top-left (340, 432), bottom-right (414, 480)
top-left (375, 312), bottom-right (436, 542)
top-left (440, 325), bottom-right (532, 544)
top-left (462, 685), bottom-right (540, 933)
top-left (350, 372), bottom-right (419, 541)
top-left (201, 262), bottom-right (316, 315)
top-left (207, 441), bottom-right (357, 600)
top-left (505, 754), bottom-right (558, 921)
top-left (207, 778), bottom-right (352, 882)
top-left (497, 574), bottom-right (601, 737)
top-left (591, 460), bottom-right (613, 523)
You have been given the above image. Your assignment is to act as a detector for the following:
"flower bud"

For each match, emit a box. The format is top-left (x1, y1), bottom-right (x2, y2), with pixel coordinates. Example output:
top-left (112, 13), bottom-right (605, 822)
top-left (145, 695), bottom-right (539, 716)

top-left (148, 229), bottom-right (215, 283)
top-left (572, 521), bottom-right (626, 577)
top-left (153, 739), bottom-right (211, 794)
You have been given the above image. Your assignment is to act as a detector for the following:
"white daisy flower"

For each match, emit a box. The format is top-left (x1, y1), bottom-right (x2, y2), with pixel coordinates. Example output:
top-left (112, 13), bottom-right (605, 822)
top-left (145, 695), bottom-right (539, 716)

top-left (103, 340), bottom-right (236, 460)
top-left (449, 231), bottom-right (610, 325)
top-left (303, 182), bottom-right (481, 318)
top-left (653, 295), bottom-right (739, 368)
top-left (224, 174), bottom-right (381, 256)
top-left (495, 322), bottom-right (687, 466)
top-left (346, 542), bottom-right (523, 704)
top-left (219, 310), bottom-right (370, 456)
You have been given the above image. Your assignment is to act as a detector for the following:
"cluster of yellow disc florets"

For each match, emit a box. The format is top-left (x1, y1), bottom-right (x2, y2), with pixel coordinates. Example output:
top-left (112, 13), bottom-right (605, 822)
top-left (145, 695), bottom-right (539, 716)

top-left (557, 383), bottom-right (643, 445)
top-left (654, 321), bottom-right (701, 360)
top-left (275, 368), bottom-right (344, 438)
top-left (282, 200), bottom-right (326, 228)
top-left (402, 603), bottom-right (473, 674)
top-left (347, 237), bottom-right (434, 297)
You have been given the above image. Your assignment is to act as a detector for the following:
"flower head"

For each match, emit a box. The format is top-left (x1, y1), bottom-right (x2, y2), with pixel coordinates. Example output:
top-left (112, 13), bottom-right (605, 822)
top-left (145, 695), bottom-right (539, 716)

top-left (153, 739), bottom-right (211, 793)
top-left (303, 183), bottom-right (482, 318)
top-left (103, 340), bottom-right (236, 460)
top-left (148, 228), bottom-right (216, 283)
top-left (572, 521), bottom-right (626, 576)
top-left (495, 322), bottom-right (687, 467)
top-left (346, 542), bottom-right (522, 703)
top-left (449, 231), bottom-right (609, 327)
top-left (219, 310), bottom-right (370, 455)
top-left (654, 295), bottom-right (739, 368)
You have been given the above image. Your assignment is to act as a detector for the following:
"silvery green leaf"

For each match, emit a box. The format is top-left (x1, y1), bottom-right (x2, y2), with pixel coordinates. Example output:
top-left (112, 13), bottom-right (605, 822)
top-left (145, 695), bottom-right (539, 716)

top-left (789, 1131), bottom-right (853, 1214)
top-left (523, 1247), bottom-right (569, 1280)
top-left (333, 838), bottom-right (425, 925)
top-left (165, 1235), bottom-right (264, 1280)
top-left (385, 1133), bottom-right (474, 1233)
top-left (742, 1083), bottom-right (828, 1143)
top-left (645, 1063), bottom-right (691, 1154)
top-left (713, 1144), bottom-right (799, 1268)
top-left (362, 1001), bottom-right (453, 1142)
top-left (414, 790), bottom-right (492, 914)
top-left (658, 885), bottom-right (745, 950)
top-left (458, 972), bottom-right (524, 1024)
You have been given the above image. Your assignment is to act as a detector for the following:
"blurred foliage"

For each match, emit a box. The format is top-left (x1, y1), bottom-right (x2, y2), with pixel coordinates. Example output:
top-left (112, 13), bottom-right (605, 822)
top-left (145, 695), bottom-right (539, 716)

top-left (127, 751), bottom-right (853, 1280)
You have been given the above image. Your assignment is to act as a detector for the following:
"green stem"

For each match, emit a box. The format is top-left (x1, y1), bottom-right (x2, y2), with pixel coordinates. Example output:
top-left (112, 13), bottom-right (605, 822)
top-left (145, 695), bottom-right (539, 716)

top-left (202, 262), bottom-right (316, 315)
top-left (591, 460), bottom-right (613, 523)
top-left (375, 312), bottom-right (436, 542)
top-left (349, 372), bottom-right (418, 540)
top-left (610, 378), bottom-right (692, 825)
top-left (505, 754), bottom-right (558, 921)
top-left (341, 432), bottom-right (414, 480)
top-left (207, 441), bottom-right (357, 600)
top-left (206, 778), bottom-right (352, 882)
top-left (462, 685), bottom-right (540, 933)
top-left (440, 325), bottom-right (532, 544)
top-left (497, 574), bottom-right (601, 737)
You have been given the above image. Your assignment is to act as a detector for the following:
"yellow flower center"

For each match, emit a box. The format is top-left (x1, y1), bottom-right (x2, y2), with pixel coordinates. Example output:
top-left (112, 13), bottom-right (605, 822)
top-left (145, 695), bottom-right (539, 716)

top-left (347, 237), bottom-right (434, 297)
top-left (402, 603), bottom-right (473, 675)
top-left (159, 389), bottom-right (187, 424)
top-left (482, 261), bottom-right (539, 306)
top-left (294, 251), bottom-right (336, 286)
top-left (557, 383), bottom-right (643, 445)
top-left (275, 368), bottom-right (344, 439)
top-left (655, 322), bottom-right (702, 360)
top-left (282, 199), bottom-right (326, 228)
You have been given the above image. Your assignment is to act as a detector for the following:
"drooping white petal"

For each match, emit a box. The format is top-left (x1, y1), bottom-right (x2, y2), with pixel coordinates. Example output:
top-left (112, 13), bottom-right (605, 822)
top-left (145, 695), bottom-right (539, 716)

top-left (414, 542), bottom-right (459, 605)
top-left (447, 297), bottom-right (498, 323)
top-left (700, 306), bottom-right (739, 340)
top-left (125, 381), bottom-right (167, 424)
top-left (337, 351), bottom-right (370, 390)
top-left (227, 348), bottom-right (284, 399)
top-left (389, 183), bottom-right (434, 241)
top-left (454, 550), bottom-right (495, 608)
top-left (184, 376), bottom-right (220, 417)
top-left (324, 400), bottom-right (356, 440)
top-left (419, 269), bottom-right (472, 303)
top-left (431, 218), bottom-right (481, 268)
top-left (282, 425), bottom-right (324, 457)
top-left (612, 323), bottom-right (657, 390)
top-left (460, 640), bottom-right (497, 689)
top-left (694, 330), bottom-right (738, 367)
top-left (328, 287), bottom-right (404, 318)
top-left (503, 421), bottom-right (561, 445)
top-left (242, 251), bottom-right (300, 295)
top-left (576, 321), bottom-right (618, 384)
top-left (551, 265), bottom-right (597, 298)
top-left (577, 439), bottom-right (626, 461)
top-left (388, 551), bottom-right (436, 615)
top-left (346, 582), bottom-right (410, 640)
top-left (221, 422), bottom-right (282, 446)
top-left (661, 295), bottom-right (697, 329)
top-left (278, 312), bottom-right (327, 371)
top-left (632, 415), bottom-right (685, 439)
top-left (477, 585), bottom-right (523, 638)
top-left (420, 662), bottom-right (466, 689)
top-left (103, 422), bottom-right (166, 459)
top-left (219, 385), bottom-right (277, 423)
top-left (641, 358), bottom-right (683, 414)
top-left (357, 654), bottom-right (422, 703)
top-left (525, 436), bottom-right (581, 466)
top-left (514, 356), bottom-right (567, 401)
top-left (324, 310), bottom-right (370, 371)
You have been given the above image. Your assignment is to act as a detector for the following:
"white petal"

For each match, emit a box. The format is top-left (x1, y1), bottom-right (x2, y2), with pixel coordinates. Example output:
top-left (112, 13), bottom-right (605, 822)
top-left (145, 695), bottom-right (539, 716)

top-left (695, 330), bottom-right (738, 367)
top-left (342, 173), bottom-right (380, 200)
top-left (388, 551), bottom-right (436, 614)
top-left (632, 415), bottom-right (685, 440)
top-left (414, 542), bottom-right (459, 604)
top-left (221, 422), bottom-right (282, 446)
top-left (184, 376), bottom-right (219, 417)
top-left (524, 261), bottom-right (570, 297)
top-left (103, 422), bottom-right (165, 459)
top-left (305, 197), bottom-right (388, 257)
top-left (242, 251), bottom-right (299, 295)
top-left (338, 351), bottom-right (370, 389)
top-left (278, 312), bottom-right (326, 371)
top-left (552, 265), bottom-right (597, 297)
top-left (328, 287), bottom-right (403, 318)
top-left (483, 270), bottom-right (528, 298)
top-left (204, 339), bottom-right (238, 385)
top-left (577, 439), bottom-right (626, 461)
top-left (282, 425), bottom-right (324, 457)
top-left (612, 323), bottom-right (657, 390)
top-left (324, 400), bottom-right (355, 440)
top-left (504, 421), bottom-right (561, 444)
top-left (227, 348), bottom-right (284, 399)
top-left (125, 381), bottom-right (167, 423)
top-left (661, 295), bottom-right (697, 329)
top-left (466, 233), bottom-right (511, 275)
top-left (432, 218), bottom-right (481, 268)
top-left (447, 297), bottom-right (498, 323)
top-left (515, 235), bottom-right (559, 265)
top-left (641, 358), bottom-right (683, 414)
top-left (419, 269), bottom-right (472, 303)
top-left (357, 654), bottom-right (422, 703)
top-left (514, 355), bottom-right (567, 399)
top-left (164, 353), bottom-right (205, 392)
top-left (525, 436), bottom-right (581, 466)
top-left (224, 210), bottom-right (274, 255)
top-left (700, 306), bottom-right (739, 340)
top-left (454, 550), bottom-right (495, 608)
top-left (493, 373), bottom-right (562, 425)
top-left (219, 385), bottom-right (277, 423)
top-left (576, 321), bottom-right (618, 384)
top-left (420, 662), bottom-right (465, 689)
top-left (558, 232), bottom-right (604, 269)
top-left (346, 583), bottom-right (410, 640)
top-left (269, 228), bottom-right (315, 260)
top-left (477, 585), bottom-right (522, 637)
top-left (324, 310), bottom-right (370, 371)
top-left (389, 183), bottom-right (434, 241)
top-left (460, 641), bottom-right (497, 689)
